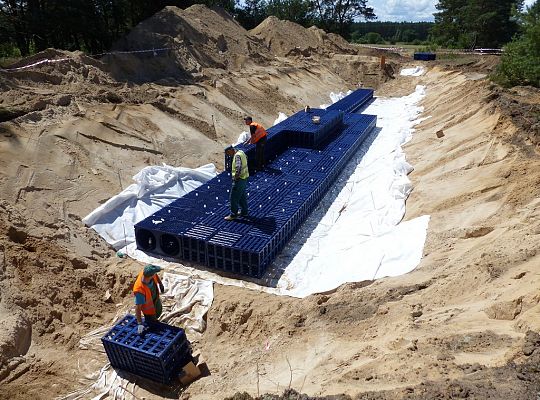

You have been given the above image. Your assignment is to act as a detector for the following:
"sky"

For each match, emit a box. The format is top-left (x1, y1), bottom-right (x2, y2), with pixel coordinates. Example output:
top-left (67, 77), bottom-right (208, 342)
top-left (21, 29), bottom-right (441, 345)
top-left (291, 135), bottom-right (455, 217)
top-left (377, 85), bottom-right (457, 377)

top-left (370, 0), bottom-right (537, 22)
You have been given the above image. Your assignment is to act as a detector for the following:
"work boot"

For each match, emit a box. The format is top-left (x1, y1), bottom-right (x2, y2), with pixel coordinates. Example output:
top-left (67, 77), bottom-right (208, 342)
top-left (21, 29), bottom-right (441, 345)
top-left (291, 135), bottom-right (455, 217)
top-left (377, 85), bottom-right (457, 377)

top-left (224, 214), bottom-right (237, 221)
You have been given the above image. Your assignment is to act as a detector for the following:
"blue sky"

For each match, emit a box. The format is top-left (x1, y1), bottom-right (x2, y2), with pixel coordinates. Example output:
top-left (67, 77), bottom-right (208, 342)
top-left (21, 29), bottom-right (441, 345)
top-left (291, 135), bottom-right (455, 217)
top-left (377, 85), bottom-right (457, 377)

top-left (370, 0), bottom-right (537, 22)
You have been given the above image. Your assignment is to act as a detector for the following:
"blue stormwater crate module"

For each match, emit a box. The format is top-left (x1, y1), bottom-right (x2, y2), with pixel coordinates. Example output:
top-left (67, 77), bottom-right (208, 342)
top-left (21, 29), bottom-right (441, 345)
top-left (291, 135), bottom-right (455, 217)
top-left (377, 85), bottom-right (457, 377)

top-left (135, 89), bottom-right (377, 278)
top-left (180, 225), bottom-right (216, 264)
top-left (101, 314), bottom-right (192, 384)
top-left (327, 89), bottom-right (374, 113)
top-left (135, 218), bottom-right (195, 257)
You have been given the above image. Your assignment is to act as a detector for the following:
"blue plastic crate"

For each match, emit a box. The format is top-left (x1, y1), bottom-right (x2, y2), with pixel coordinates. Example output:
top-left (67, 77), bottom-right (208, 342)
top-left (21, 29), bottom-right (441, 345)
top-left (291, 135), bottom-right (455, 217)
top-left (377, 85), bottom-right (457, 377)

top-left (413, 52), bottom-right (436, 61)
top-left (102, 314), bottom-right (192, 384)
top-left (180, 225), bottom-right (216, 263)
top-left (135, 218), bottom-right (196, 257)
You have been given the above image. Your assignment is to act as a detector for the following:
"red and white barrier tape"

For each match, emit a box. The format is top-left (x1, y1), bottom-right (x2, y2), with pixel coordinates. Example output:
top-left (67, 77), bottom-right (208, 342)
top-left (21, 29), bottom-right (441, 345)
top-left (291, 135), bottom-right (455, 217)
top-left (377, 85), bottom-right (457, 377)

top-left (0, 47), bottom-right (176, 72)
top-left (0, 44), bottom-right (504, 72)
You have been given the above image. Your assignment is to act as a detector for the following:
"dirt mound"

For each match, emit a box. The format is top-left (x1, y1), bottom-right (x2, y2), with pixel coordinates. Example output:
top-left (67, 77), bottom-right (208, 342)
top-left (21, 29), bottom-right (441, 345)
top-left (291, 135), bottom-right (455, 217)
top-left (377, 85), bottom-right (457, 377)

top-left (0, 201), bottom-right (114, 337)
top-left (105, 5), bottom-right (271, 83)
top-left (0, 311), bottom-right (31, 371)
top-left (1, 48), bottom-right (116, 87)
top-left (0, 200), bottom-right (122, 383)
top-left (251, 16), bottom-right (357, 57)
top-left (227, 331), bottom-right (540, 400)
top-left (0, 48), bottom-right (133, 124)
top-left (492, 84), bottom-right (540, 148)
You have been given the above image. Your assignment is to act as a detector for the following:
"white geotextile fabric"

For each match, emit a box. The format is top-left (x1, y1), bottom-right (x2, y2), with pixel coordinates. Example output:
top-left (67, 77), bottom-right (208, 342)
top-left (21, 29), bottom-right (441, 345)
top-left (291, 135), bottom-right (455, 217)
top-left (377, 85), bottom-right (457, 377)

top-left (270, 84), bottom-right (431, 295)
top-left (320, 90), bottom-right (353, 109)
top-left (400, 66), bottom-right (426, 76)
top-left (58, 272), bottom-right (212, 400)
top-left (82, 164), bottom-right (217, 249)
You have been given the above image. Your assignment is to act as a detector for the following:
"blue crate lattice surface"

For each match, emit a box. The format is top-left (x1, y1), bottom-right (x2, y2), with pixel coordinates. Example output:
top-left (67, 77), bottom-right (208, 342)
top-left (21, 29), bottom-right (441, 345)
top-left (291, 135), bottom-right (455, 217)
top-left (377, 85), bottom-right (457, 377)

top-left (102, 314), bottom-right (192, 384)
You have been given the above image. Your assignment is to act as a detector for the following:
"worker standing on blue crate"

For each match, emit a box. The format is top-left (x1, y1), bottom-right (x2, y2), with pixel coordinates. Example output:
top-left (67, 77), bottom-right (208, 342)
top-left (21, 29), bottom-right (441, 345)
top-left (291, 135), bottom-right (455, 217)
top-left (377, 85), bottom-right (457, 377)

top-left (243, 116), bottom-right (267, 171)
top-left (224, 145), bottom-right (249, 221)
top-left (133, 264), bottom-right (165, 334)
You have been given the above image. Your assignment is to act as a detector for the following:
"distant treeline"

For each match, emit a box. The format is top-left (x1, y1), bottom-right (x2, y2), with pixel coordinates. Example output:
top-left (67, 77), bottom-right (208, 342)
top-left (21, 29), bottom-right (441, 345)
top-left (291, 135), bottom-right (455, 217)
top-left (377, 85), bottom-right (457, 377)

top-left (350, 22), bottom-right (434, 44)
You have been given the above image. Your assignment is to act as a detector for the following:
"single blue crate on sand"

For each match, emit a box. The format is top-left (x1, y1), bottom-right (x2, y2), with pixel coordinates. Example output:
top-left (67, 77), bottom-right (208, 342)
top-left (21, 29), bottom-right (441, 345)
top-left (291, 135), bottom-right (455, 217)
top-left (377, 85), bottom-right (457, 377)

top-left (102, 314), bottom-right (192, 385)
top-left (413, 52), bottom-right (436, 61)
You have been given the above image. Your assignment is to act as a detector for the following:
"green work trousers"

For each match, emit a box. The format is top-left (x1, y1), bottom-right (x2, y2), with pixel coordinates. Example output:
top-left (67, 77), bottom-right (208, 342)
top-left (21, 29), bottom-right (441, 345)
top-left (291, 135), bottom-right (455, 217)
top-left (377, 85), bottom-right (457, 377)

top-left (230, 178), bottom-right (248, 216)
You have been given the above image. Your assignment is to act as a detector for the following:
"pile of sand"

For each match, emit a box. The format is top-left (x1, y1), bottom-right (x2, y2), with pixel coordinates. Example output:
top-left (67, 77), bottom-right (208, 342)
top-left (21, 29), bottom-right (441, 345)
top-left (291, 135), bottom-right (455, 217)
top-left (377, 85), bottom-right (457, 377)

top-left (0, 48), bottom-right (146, 124)
top-left (105, 5), bottom-right (272, 83)
top-left (251, 16), bottom-right (358, 57)
top-left (0, 6), bottom-right (392, 397)
top-left (2, 48), bottom-right (116, 87)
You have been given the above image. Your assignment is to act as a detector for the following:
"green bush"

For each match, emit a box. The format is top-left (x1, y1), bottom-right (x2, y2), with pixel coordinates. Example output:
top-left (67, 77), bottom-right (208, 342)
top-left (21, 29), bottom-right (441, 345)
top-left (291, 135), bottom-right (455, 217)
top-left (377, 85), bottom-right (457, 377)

top-left (363, 32), bottom-right (384, 44)
top-left (0, 43), bottom-right (21, 58)
top-left (415, 43), bottom-right (439, 53)
top-left (495, 40), bottom-right (540, 87)
top-left (494, 4), bottom-right (540, 87)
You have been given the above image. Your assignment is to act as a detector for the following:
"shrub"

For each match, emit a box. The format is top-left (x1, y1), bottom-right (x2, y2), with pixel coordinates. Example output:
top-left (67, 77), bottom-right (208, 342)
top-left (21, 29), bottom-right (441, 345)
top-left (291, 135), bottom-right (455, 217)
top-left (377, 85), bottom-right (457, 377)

top-left (493, 3), bottom-right (540, 87)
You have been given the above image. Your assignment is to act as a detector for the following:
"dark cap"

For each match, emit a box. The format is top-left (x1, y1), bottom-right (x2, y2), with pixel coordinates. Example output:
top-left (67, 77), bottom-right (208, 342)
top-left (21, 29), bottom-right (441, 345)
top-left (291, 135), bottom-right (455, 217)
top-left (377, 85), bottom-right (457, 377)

top-left (243, 116), bottom-right (253, 122)
top-left (143, 264), bottom-right (162, 277)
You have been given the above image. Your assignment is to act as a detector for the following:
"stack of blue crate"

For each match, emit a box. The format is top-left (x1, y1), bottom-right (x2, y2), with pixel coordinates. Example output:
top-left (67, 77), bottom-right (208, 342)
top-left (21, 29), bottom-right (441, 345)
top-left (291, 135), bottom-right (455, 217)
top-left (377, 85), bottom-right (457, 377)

top-left (101, 314), bottom-right (192, 384)
top-left (327, 89), bottom-right (374, 114)
top-left (413, 52), bottom-right (436, 61)
top-left (135, 88), bottom-right (377, 279)
top-left (285, 109), bottom-right (343, 148)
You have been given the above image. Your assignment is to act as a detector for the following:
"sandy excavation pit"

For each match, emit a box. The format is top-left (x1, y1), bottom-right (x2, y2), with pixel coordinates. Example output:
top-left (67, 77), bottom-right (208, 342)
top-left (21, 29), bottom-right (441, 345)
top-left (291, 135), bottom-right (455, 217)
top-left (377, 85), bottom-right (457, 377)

top-left (1, 5), bottom-right (540, 400)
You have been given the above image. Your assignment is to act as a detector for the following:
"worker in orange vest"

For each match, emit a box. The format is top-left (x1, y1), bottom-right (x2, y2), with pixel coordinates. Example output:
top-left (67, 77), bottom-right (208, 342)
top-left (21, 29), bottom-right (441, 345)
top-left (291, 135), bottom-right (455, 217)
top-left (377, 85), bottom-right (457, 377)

top-left (243, 116), bottom-right (267, 171)
top-left (133, 264), bottom-right (165, 334)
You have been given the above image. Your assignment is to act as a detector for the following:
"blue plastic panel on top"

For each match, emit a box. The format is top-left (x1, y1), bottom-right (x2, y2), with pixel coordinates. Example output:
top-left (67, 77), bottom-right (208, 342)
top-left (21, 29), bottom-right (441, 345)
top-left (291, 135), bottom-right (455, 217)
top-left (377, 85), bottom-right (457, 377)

top-left (135, 90), bottom-right (377, 279)
top-left (327, 89), bottom-right (374, 114)
top-left (224, 107), bottom-right (346, 172)
top-left (101, 314), bottom-right (192, 384)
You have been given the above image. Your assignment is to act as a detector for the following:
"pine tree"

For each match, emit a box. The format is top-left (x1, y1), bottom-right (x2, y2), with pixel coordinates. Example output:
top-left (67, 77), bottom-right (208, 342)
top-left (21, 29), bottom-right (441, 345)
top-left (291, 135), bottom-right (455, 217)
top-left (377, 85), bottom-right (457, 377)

top-left (432, 0), bottom-right (523, 48)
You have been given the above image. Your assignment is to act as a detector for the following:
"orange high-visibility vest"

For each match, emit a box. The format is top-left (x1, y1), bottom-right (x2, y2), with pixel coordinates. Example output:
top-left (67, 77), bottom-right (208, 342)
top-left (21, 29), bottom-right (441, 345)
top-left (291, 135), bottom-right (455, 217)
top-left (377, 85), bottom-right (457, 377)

top-left (133, 271), bottom-right (159, 316)
top-left (250, 122), bottom-right (267, 143)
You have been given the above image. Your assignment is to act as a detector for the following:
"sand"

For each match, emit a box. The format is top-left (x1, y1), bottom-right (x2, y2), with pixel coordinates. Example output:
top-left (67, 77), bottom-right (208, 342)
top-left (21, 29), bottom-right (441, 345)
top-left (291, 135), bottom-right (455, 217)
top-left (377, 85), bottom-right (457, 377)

top-left (0, 5), bottom-right (539, 399)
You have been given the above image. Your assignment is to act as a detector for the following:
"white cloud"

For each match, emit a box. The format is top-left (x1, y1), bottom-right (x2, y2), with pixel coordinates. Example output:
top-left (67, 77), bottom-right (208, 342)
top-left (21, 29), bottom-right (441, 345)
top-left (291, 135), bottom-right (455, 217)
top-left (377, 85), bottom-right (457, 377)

top-left (368, 0), bottom-right (438, 22)
top-left (369, 0), bottom-right (538, 22)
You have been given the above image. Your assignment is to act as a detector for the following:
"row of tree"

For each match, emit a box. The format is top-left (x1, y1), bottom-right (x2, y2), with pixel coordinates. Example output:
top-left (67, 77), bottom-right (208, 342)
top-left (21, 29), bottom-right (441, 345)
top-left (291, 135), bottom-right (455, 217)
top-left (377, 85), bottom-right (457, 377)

top-left (0, 0), bottom-right (211, 55)
top-left (238, 0), bottom-right (375, 33)
top-left (350, 22), bottom-right (433, 44)
top-left (0, 0), bottom-right (529, 56)
top-left (432, 0), bottom-right (524, 48)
